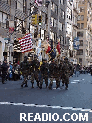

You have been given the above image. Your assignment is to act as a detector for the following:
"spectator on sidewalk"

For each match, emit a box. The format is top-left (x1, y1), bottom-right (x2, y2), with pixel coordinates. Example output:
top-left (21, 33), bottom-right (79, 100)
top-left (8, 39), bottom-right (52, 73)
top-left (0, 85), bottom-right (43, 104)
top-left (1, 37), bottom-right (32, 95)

top-left (75, 64), bottom-right (80, 77)
top-left (1, 59), bottom-right (9, 84)
top-left (8, 61), bottom-right (13, 80)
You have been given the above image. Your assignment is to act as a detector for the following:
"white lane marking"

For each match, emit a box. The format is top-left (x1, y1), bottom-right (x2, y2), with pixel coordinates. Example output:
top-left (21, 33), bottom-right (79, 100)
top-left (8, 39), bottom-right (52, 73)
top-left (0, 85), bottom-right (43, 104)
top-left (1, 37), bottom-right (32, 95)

top-left (71, 82), bottom-right (78, 83)
top-left (73, 80), bottom-right (80, 81)
top-left (0, 102), bottom-right (92, 113)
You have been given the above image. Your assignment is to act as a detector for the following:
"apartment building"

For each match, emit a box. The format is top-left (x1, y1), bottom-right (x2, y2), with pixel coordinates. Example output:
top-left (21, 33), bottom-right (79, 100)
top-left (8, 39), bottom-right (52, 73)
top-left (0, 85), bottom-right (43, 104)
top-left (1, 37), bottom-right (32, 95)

top-left (76, 0), bottom-right (92, 66)
top-left (65, 0), bottom-right (73, 58)
top-left (0, 0), bottom-right (30, 63)
top-left (70, 0), bottom-right (79, 64)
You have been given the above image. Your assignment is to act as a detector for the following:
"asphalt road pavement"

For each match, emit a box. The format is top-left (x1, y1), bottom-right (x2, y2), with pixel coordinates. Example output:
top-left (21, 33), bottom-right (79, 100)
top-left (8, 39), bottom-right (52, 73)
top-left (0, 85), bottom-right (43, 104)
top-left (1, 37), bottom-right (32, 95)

top-left (0, 73), bottom-right (92, 123)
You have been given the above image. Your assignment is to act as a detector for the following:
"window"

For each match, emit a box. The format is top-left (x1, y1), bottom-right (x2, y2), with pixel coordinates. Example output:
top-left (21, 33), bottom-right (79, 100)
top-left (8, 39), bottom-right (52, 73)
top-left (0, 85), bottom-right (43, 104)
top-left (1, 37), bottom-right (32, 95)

top-left (17, 0), bottom-right (23, 12)
top-left (82, 0), bottom-right (85, 4)
top-left (51, 2), bottom-right (58, 15)
top-left (79, 58), bottom-right (82, 63)
top-left (77, 15), bottom-right (80, 20)
top-left (51, 17), bottom-right (54, 27)
top-left (80, 7), bottom-right (85, 12)
top-left (62, 11), bottom-right (65, 19)
top-left (81, 15), bottom-right (84, 20)
top-left (77, 31), bottom-right (83, 37)
top-left (67, 7), bottom-right (72, 20)
top-left (73, 29), bottom-right (76, 37)
top-left (81, 23), bottom-right (84, 29)
top-left (60, 0), bottom-right (64, 4)
top-left (77, 23), bottom-right (80, 28)
top-left (54, 19), bottom-right (56, 27)
top-left (59, 22), bottom-right (62, 31)
top-left (79, 40), bottom-right (83, 46)
top-left (77, 49), bottom-right (83, 55)
top-left (55, 5), bottom-right (58, 15)
top-left (0, 12), bottom-right (2, 22)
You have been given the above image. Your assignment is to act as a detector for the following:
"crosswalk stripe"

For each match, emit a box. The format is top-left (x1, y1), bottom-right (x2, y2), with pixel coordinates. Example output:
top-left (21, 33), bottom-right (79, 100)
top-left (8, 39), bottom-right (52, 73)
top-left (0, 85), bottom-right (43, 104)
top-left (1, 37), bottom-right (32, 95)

top-left (0, 102), bottom-right (92, 113)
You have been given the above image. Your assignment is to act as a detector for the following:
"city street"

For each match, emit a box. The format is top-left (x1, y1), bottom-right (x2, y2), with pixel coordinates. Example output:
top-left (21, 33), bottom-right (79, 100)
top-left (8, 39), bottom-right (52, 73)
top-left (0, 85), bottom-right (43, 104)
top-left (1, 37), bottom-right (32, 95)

top-left (0, 73), bottom-right (92, 123)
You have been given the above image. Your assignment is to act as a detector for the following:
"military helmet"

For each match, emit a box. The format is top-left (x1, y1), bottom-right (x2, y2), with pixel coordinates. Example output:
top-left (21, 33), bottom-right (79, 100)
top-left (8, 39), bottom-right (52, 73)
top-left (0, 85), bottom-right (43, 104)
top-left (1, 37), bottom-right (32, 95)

top-left (34, 54), bottom-right (37, 58)
top-left (64, 57), bottom-right (68, 61)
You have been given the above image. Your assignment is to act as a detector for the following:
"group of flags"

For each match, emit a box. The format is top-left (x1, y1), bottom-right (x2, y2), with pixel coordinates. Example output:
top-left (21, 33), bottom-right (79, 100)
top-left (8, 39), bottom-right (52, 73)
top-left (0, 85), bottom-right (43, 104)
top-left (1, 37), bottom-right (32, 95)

top-left (45, 39), bottom-right (61, 60)
top-left (18, 33), bottom-right (61, 60)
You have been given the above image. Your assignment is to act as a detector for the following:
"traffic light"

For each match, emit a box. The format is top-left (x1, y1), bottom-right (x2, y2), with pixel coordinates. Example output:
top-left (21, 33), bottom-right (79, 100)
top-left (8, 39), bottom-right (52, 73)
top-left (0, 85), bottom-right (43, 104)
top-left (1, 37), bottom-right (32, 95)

top-left (38, 15), bottom-right (42, 25)
top-left (31, 14), bottom-right (38, 25)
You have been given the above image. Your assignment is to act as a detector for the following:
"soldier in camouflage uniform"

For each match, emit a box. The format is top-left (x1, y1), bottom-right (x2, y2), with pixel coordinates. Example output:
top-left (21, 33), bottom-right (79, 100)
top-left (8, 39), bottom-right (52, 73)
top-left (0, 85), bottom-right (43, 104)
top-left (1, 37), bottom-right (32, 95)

top-left (59, 59), bottom-right (64, 86)
top-left (62, 57), bottom-right (73, 90)
top-left (48, 60), bottom-right (60, 89)
top-left (30, 55), bottom-right (40, 88)
top-left (40, 59), bottom-right (49, 89)
top-left (20, 56), bottom-right (30, 87)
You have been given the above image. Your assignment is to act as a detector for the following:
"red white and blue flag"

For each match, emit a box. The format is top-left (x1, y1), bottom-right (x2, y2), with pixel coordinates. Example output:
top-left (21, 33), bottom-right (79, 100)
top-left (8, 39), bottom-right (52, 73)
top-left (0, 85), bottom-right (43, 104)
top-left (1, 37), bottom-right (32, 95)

top-left (18, 33), bottom-right (33, 53)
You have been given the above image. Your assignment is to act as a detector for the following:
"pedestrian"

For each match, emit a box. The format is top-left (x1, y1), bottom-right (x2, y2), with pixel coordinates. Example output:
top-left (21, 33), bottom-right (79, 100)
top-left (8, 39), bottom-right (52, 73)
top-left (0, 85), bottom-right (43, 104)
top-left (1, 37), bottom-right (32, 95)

top-left (40, 59), bottom-right (49, 89)
top-left (30, 55), bottom-right (40, 88)
top-left (8, 61), bottom-right (13, 80)
top-left (13, 62), bottom-right (19, 81)
top-left (1, 59), bottom-right (9, 84)
top-left (75, 64), bottom-right (80, 77)
top-left (20, 56), bottom-right (30, 87)
top-left (17, 61), bottom-right (20, 80)
top-left (59, 59), bottom-right (64, 86)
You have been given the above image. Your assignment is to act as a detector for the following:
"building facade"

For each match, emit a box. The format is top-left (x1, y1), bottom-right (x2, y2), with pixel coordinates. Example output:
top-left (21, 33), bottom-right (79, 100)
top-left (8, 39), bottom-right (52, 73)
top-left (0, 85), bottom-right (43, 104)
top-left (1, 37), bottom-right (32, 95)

top-left (76, 0), bottom-right (92, 66)
top-left (0, 0), bottom-right (30, 63)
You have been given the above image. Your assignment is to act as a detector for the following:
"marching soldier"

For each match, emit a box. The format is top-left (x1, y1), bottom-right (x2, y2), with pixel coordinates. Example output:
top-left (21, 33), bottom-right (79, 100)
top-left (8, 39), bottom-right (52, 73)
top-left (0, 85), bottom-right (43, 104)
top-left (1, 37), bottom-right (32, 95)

top-left (40, 59), bottom-right (49, 89)
top-left (62, 57), bottom-right (73, 90)
top-left (48, 59), bottom-right (60, 90)
top-left (30, 55), bottom-right (40, 88)
top-left (20, 56), bottom-right (29, 87)
top-left (59, 59), bottom-right (64, 86)
top-left (55, 60), bottom-right (61, 89)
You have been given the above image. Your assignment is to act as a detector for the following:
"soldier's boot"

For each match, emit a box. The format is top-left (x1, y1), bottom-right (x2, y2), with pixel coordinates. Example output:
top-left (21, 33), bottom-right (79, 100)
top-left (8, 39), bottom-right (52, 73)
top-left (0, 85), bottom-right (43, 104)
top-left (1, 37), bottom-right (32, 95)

top-left (56, 85), bottom-right (59, 89)
top-left (65, 83), bottom-right (68, 90)
top-left (39, 84), bottom-right (42, 89)
top-left (62, 83), bottom-right (64, 86)
top-left (21, 81), bottom-right (24, 87)
top-left (65, 86), bottom-right (68, 90)
top-left (46, 84), bottom-right (48, 88)
top-left (37, 82), bottom-right (39, 87)
top-left (24, 80), bottom-right (28, 87)
top-left (21, 84), bottom-right (23, 87)
top-left (25, 84), bottom-right (28, 87)
top-left (56, 81), bottom-right (60, 89)
top-left (31, 83), bottom-right (34, 88)
top-left (48, 83), bottom-right (52, 90)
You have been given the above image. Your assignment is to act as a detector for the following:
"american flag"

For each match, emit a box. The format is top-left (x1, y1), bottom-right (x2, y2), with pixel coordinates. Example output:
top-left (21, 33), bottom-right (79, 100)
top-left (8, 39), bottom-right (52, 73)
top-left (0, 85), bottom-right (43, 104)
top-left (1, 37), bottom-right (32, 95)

top-left (18, 33), bottom-right (33, 53)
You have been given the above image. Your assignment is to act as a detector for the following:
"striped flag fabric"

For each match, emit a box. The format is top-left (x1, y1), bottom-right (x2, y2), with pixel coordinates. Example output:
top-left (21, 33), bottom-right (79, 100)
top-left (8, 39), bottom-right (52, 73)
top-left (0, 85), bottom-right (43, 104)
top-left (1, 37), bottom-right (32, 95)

top-left (18, 33), bottom-right (33, 53)
top-left (56, 42), bottom-right (61, 54)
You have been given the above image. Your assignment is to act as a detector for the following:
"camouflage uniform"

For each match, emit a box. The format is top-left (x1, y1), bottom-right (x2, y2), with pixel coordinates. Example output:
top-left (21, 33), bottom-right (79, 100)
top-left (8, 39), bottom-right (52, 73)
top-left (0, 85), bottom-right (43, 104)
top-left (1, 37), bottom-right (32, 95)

top-left (30, 55), bottom-right (40, 88)
top-left (59, 60), bottom-right (64, 86)
top-left (48, 60), bottom-right (60, 89)
top-left (20, 56), bottom-right (30, 87)
top-left (40, 59), bottom-right (49, 89)
top-left (62, 57), bottom-right (73, 90)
